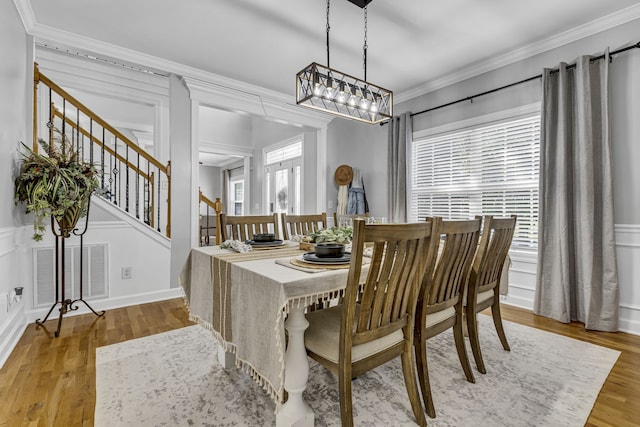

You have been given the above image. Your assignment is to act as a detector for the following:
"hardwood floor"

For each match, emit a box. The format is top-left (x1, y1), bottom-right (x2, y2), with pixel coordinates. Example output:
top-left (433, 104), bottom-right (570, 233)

top-left (0, 300), bottom-right (638, 426)
top-left (0, 299), bottom-right (192, 427)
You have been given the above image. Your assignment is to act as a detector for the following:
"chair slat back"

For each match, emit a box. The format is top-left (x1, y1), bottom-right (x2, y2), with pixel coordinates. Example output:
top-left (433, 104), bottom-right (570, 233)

top-left (471, 215), bottom-right (517, 295)
top-left (422, 217), bottom-right (482, 311)
top-left (281, 213), bottom-right (327, 240)
top-left (345, 220), bottom-right (437, 347)
top-left (219, 213), bottom-right (279, 241)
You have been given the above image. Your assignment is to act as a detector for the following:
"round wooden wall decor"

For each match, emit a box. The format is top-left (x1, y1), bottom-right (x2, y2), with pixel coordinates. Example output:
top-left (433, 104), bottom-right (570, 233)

top-left (334, 165), bottom-right (353, 186)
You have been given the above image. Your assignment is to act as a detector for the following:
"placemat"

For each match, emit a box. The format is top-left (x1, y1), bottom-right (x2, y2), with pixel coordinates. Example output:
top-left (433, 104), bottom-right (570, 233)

top-left (250, 243), bottom-right (290, 250)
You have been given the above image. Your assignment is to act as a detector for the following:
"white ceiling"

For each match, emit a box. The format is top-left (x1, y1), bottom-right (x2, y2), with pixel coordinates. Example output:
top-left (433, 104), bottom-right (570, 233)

top-left (24, 0), bottom-right (640, 101)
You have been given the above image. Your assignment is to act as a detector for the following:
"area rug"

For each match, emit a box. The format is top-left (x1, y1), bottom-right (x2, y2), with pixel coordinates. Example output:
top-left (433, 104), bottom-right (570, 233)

top-left (95, 315), bottom-right (619, 426)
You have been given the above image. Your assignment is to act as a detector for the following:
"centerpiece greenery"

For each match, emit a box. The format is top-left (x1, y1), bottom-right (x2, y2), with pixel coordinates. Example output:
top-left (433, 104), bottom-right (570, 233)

top-left (14, 130), bottom-right (99, 241)
top-left (308, 226), bottom-right (353, 243)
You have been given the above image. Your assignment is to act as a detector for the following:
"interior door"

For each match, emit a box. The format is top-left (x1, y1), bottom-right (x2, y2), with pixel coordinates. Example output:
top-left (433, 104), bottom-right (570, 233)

top-left (266, 159), bottom-right (301, 215)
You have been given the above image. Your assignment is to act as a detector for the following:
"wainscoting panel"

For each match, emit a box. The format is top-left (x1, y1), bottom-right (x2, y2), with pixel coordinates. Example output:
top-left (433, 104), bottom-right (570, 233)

top-left (615, 224), bottom-right (640, 334)
top-left (503, 225), bottom-right (640, 335)
top-left (504, 250), bottom-right (537, 310)
top-left (0, 226), bottom-right (28, 369)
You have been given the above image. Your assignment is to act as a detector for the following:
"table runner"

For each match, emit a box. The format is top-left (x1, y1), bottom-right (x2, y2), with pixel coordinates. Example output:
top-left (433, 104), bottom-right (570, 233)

top-left (179, 245), bottom-right (355, 408)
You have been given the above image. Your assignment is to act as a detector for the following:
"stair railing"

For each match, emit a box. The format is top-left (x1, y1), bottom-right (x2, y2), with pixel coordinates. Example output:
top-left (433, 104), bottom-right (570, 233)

top-left (199, 190), bottom-right (223, 245)
top-left (33, 64), bottom-right (171, 237)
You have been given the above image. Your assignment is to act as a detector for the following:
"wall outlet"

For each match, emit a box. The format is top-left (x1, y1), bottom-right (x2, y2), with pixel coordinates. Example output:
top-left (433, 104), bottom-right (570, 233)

top-left (122, 266), bottom-right (132, 279)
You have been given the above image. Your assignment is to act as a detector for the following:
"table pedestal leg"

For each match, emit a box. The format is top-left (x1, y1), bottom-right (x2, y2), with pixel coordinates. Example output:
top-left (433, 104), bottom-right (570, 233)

top-left (217, 346), bottom-right (236, 369)
top-left (276, 306), bottom-right (314, 427)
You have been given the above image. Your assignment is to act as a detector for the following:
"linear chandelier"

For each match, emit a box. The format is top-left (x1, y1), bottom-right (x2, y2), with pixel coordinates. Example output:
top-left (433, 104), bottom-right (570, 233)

top-left (296, 0), bottom-right (393, 124)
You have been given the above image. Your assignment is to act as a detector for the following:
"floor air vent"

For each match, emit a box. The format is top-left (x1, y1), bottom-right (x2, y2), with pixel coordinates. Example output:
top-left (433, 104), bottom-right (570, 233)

top-left (34, 244), bottom-right (109, 307)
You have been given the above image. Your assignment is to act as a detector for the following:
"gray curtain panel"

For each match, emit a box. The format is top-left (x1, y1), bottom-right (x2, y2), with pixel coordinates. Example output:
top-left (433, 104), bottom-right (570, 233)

top-left (534, 50), bottom-right (619, 331)
top-left (387, 112), bottom-right (412, 223)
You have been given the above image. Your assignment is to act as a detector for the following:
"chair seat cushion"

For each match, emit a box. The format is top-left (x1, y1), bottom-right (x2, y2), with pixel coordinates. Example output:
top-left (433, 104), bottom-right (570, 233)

top-left (425, 306), bottom-right (455, 328)
top-left (305, 305), bottom-right (404, 364)
top-left (477, 289), bottom-right (494, 304)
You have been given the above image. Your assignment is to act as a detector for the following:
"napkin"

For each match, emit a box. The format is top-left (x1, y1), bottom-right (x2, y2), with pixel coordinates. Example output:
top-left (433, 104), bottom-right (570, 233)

top-left (220, 240), bottom-right (252, 253)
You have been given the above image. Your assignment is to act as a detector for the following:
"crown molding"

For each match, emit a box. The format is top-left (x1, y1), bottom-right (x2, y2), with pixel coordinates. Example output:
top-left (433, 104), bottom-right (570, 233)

top-left (395, 3), bottom-right (640, 104)
top-left (199, 140), bottom-right (254, 157)
top-left (183, 77), bottom-right (333, 129)
top-left (14, 0), bottom-right (333, 129)
top-left (18, 0), bottom-right (639, 118)
top-left (12, 0), bottom-right (36, 32)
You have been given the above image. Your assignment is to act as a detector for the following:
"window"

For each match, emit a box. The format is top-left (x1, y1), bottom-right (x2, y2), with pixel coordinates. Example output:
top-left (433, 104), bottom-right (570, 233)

top-left (232, 180), bottom-right (244, 215)
top-left (227, 167), bottom-right (244, 215)
top-left (409, 112), bottom-right (540, 249)
top-left (264, 135), bottom-right (304, 215)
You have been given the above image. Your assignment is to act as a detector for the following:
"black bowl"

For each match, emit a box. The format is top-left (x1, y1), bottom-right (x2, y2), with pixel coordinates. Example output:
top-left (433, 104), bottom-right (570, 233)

top-left (253, 233), bottom-right (276, 242)
top-left (314, 243), bottom-right (346, 258)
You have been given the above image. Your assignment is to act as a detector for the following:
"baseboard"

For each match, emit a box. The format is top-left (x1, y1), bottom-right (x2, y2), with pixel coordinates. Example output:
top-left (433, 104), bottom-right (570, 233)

top-left (502, 295), bottom-right (534, 311)
top-left (0, 306), bottom-right (27, 369)
top-left (619, 304), bottom-right (640, 335)
top-left (501, 297), bottom-right (640, 336)
top-left (25, 288), bottom-right (185, 323)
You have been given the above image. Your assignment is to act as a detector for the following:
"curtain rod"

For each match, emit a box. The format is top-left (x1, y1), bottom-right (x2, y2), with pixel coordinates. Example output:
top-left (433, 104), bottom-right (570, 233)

top-left (382, 40), bottom-right (640, 126)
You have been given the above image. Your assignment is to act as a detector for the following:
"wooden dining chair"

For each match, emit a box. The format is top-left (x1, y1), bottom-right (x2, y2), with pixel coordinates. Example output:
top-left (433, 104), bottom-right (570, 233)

top-left (414, 216), bottom-right (482, 419)
top-left (280, 213), bottom-right (327, 240)
top-left (465, 215), bottom-right (517, 374)
top-left (219, 213), bottom-right (279, 241)
top-left (304, 219), bottom-right (438, 427)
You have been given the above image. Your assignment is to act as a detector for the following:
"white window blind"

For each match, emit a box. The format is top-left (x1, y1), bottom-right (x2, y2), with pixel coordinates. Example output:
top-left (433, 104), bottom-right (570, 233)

top-left (409, 114), bottom-right (540, 249)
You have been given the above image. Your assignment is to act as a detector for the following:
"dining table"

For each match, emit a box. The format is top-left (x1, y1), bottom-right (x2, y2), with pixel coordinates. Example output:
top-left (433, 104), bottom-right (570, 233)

top-left (179, 241), bottom-right (363, 426)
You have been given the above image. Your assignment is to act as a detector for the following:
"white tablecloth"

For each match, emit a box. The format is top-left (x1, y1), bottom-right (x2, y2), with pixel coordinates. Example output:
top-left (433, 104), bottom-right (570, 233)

top-left (179, 245), bottom-right (352, 406)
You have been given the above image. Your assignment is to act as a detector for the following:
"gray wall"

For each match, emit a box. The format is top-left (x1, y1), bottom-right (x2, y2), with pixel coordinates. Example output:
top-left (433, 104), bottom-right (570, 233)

top-left (1, 2), bottom-right (29, 229)
top-left (199, 107), bottom-right (252, 148)
top-left (198, 164), bottom-right (221, 213)
top-left (326, 117), bottom-right (388, 219)
top-left (0, 0), bottom-right (30, 366)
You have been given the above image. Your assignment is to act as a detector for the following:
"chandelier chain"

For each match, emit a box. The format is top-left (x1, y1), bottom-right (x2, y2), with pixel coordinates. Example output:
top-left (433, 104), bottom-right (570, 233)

top-left (326, 0), bottom-right (331, 68)
top-left (363, 5), bottom-right (368, 81)
top-left (295, 0), bottom-right (393, 124)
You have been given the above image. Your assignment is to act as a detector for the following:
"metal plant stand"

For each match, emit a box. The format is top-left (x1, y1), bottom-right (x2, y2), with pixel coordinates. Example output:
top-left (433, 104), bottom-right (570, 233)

top-left (36, 198), bottom-right (105, 337)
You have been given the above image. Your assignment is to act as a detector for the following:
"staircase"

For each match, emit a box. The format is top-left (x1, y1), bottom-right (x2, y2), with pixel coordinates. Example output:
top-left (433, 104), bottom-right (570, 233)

top-left (33, 64), bottom-right (171, 237)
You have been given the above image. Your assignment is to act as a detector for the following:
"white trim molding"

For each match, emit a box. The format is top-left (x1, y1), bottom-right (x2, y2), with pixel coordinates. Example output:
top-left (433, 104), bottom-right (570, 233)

top-left (500, 225), bottom-right (640, 336)
top-left (503, 249), bottom-right (537, 311)
top-left (25, 288), bottom-right (184, 324)
top-left (0, 226), bottom-right (29, 370)
top-left (91, 198), bottom-right (171, 249)
top-left (396, 3), bottom-right (640, 103)
top-left (183, 77), bottom-right (333, 130)
top-left (615, 224), bottom-right (640, 334)
top-left (0, 306), bottom-right (27, 369)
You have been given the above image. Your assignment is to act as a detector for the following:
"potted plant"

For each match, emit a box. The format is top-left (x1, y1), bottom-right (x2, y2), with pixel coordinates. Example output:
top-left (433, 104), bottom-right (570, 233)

top-left (14, 129), bottom-right (99, 241)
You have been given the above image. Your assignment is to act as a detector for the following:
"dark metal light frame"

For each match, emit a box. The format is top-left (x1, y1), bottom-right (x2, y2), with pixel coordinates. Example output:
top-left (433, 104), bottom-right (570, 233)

top-left (296, 62), bottom-right (392, 124)
top-left (296, 0), bottom-right (392, 124)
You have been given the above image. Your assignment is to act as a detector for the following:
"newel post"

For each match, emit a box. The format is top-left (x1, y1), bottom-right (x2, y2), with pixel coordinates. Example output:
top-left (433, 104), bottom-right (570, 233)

top-left (166, 160), bottom-right (171, 238)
